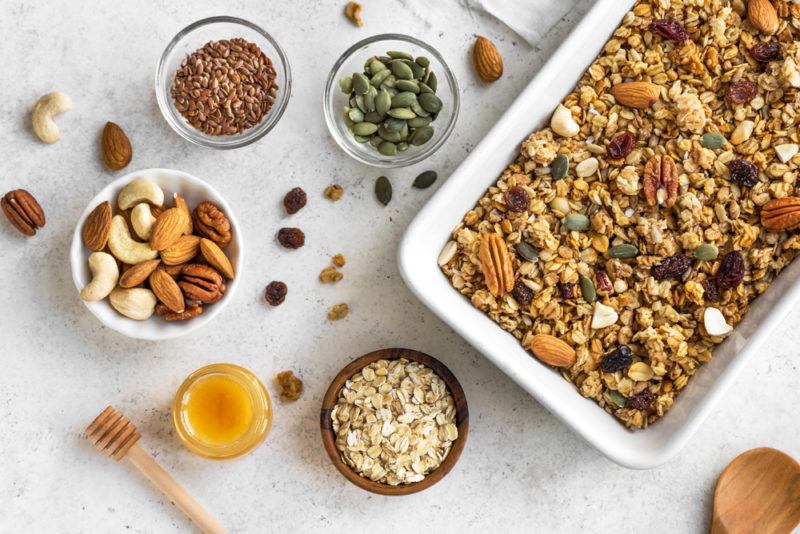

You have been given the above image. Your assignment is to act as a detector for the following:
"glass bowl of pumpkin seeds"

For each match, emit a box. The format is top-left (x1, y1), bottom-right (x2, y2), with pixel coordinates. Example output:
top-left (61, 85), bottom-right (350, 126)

top-left (324, 34), bottom-right (459, 168)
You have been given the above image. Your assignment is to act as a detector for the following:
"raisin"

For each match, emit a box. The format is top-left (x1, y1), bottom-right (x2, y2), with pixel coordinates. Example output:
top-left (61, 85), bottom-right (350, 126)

top-left (628, 389), bottom-right (656, 411)
top-left (651, 254), bottom-right (692, 280)
top-left (750, 40), bottom-right (781, 63)
top-left (607, 131), bottom-right (635, 159)
top-left (265, 281), bottom-right (287, 306)
top-left (648, 18), bottom-right (690, 41)
top-left (504, 186), bottom-right (530, 212)
top-left (283, 187), bottom-right (307, 214)
top-left (725, 80), bottom-right (758, 104)
top-left (277, 227), bottom-right (305, 249)
top-left (716, 251), bottom-right (744, 290)
top-left (512, 278), bottom-right (533, 306)
top-left (728, 159), bottom-right (759, 187)
top-left (558, 282), bottom-right (574, 299)
top-left (599, 345), bottom-right (633, 373)
top-left (702, 278), bottom-right (722, 302)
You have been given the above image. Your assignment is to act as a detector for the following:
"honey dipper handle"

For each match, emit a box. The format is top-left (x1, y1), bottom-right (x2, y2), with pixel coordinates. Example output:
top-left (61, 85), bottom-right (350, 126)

top-left (126, 444), bottom-right (230, 534)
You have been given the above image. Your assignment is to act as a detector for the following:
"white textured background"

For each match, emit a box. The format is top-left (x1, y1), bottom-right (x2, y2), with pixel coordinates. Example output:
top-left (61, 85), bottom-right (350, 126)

top-left (1, 1), bottom-right (798, 533)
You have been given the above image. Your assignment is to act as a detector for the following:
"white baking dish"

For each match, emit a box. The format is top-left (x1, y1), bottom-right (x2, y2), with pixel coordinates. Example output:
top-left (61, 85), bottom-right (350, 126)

top-left (398, 0), bottom-right (800, 469)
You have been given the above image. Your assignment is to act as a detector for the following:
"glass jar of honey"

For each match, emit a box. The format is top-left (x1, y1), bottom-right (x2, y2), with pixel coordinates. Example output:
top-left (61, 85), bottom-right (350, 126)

top-left (172, 363), bottom-right (272, 460)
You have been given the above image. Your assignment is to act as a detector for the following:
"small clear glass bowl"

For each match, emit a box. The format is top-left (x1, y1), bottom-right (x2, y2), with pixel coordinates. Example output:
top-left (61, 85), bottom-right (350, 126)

top-left (323, 34), bottom-right (460, 168)
top-left (156, 16), bottom-right (292, 150)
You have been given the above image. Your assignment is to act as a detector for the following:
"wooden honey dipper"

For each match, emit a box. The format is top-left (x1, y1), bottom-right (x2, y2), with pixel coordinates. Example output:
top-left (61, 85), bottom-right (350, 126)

top-left (85, 406), bottom-right (230, 534)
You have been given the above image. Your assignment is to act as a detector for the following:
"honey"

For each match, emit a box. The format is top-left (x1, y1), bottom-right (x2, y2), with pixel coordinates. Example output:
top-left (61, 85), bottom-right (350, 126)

top-left (173, 363), bottom-right (271, 460)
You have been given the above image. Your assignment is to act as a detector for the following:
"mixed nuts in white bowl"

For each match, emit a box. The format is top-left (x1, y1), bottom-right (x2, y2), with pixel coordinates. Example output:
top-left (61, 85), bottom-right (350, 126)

top-left (70, 168), bottom-right (243, 340)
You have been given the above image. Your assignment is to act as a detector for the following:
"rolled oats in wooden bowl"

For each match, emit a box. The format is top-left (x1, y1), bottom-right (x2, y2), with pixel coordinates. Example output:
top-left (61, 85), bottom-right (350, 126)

top-left (440, 0), bottom-right (800, 430)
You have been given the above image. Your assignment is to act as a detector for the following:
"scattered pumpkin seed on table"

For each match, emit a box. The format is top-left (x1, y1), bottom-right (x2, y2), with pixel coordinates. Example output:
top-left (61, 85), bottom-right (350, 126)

top-left (413, 170), bottom-right (437, 189)
top-left (375, 176), bottom-right (392, 205)
top-left (339, 50), bottom-right (442, 155)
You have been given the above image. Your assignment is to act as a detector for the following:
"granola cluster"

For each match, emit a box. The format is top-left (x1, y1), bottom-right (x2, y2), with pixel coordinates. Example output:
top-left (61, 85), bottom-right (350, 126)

top-left (440, 0), bottom-right (800, 429)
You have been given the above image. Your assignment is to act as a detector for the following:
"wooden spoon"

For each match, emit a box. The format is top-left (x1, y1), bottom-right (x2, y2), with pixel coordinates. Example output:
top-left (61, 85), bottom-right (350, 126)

top-left (85, 406), bottom-right (230, 534)
top-left (712, 447), bottom-right (800, 534)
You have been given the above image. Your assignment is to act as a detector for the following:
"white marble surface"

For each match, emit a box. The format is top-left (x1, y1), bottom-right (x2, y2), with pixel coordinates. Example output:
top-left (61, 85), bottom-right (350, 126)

top-left (1, 1), bottom-right (798, 533)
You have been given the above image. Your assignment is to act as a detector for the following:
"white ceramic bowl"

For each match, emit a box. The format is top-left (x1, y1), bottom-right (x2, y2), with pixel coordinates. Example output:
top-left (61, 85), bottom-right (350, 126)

top-left (70, 168), bottom-right (243, 340)
top-left (399, 0), bottom-right (800, 469)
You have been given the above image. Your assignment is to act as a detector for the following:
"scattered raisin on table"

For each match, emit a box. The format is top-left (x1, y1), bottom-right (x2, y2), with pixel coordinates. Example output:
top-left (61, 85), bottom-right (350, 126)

top-left (504, 186), bottom-right (530, 212)
top-left (277, 227), bottom-right (305, 249)
top-left (265, 281), bottom-right (287, 306)
top-left (716, 251), bottom-right (745, 290)
top-left (607, 131), bottom-right (635, 159)
top-left (648, 19), bottom-right (689, 41)
top-left (750, 40), bottom-right (781, 63)
top-left (728, 159), bottom-right (759, 187)
top-left (558, 282), bottom-right (574, 299)
top-left (283, 187), bottom-right (307, 214)
top-left (651, 254), bottom-right (692, 280)
top-left (599, 345), bottom-right (633, 373)
top-left (725, 80), bottom-right (758, 104)
top-left (275, 370), bottom-right (303, 401)
top-left (702, 279), bottom-right (722, 302)
top-left (512, 278), bottom-right (533, 306)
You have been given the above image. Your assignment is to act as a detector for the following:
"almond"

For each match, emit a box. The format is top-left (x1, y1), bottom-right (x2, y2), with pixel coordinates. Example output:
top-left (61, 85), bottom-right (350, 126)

top-left (530, 334), bottom-right (576, 368)
top-left (173, 193), bottom-right (193, 235)
top-left (149, 267), bottom-right (185, 313)
top-left (761, 196), bottom-right (800, 231)
top-left (473, 36), bottom-right (503, 83)
top-left (199, 238), bottom-right (235, 279)
top-left (149, 207), bottom-right (187, 251)
top-left (748, 0), bottom-right (779, 34)
top-left (82, 201), bottom-right (112, 251)
top-left (161, 235), bottom-right (201, 265)
top-left (101, 122), bottom-right (132, 171)
top-left (609, 81), bottom-right (661, 109)
top-left (119, 259), bottom-right (161, 288)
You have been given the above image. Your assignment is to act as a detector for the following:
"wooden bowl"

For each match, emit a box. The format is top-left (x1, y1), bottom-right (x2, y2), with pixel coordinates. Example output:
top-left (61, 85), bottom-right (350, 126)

top-left (320, 348), bottom-right (469, 496)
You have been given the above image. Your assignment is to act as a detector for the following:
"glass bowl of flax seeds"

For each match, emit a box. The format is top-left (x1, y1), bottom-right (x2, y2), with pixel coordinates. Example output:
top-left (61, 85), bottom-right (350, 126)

top-left (156, 16), bottom-right (292, 149)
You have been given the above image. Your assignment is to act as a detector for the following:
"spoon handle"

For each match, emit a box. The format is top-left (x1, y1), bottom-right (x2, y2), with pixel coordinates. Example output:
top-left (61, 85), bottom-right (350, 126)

top-left (126, 443), bottom-right (230, 534)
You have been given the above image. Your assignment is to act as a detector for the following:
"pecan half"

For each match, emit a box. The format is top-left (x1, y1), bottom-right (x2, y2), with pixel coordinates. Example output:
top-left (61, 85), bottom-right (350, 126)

top-left (178, 263), bottom-right (226, 304)
top-left (156, 300), bottom-right (203, 321)
top-left (478, 233), bottom-right (515, 297)
top-left (643, 154), bottom-right (678, 208)
top-left (193, 202), bottom-right (232, 247)
top-left (761, 196), bottom-right (800, 231)
top-left (1, 189), bottom-right (45, 236)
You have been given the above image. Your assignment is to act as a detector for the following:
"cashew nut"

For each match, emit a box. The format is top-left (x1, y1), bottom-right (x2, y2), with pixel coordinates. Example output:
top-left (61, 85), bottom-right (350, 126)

top-left (117, 178), bottom-right (165, 211)
top-left (131, 203), bottom-right (157, 240)
top-left (107, 215), bottom-right (159, 264)
top-left (79, 252), bottom-right (120, 302)
top-left (109, 287), bottom-right (157, 320)
top-left (32, 91), bottom-right (72, 144)
top-left (550, 104), bottom-right (580, 138)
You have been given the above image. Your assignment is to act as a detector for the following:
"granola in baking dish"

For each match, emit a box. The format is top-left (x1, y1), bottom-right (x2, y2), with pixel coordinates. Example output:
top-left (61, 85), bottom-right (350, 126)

top-left (439, 0), bottom-right (800, 429)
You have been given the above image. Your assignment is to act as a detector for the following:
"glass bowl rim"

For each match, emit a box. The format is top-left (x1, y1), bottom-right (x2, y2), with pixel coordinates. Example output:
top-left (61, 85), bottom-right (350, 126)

top-left (155, 15), bottom-right (292, 150)
top-left (323, 33), bottom-right (460, 168)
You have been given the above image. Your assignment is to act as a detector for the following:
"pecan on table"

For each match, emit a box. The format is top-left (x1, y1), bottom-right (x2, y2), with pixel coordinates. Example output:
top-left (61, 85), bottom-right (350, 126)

top-left (643, 154), bottom-right (678, 208)
top-left (178, 264), bottom-right (226, 304)
top-left (193, 202), bottom-right (231, 247)
top-left (1, 189), bottom-right (45, 236)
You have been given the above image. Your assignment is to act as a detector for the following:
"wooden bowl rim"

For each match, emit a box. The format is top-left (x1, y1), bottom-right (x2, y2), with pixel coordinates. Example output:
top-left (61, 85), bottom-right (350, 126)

top-left (320, 347), bottom-right (469, 496)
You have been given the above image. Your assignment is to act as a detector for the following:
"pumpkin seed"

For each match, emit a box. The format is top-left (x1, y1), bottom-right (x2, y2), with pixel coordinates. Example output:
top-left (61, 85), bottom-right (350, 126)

top-left (407, 60), bottom-right (425, 79)
top-left (694, 243), bottom-right (719, 261)
top-left (363, 56), bottom-right (377, 71)
top-left (410, 100), bottom-right (430, 118)
top-left (375, 176), bottom-right (392, 205)
top-left (418, 93), bottom-right (443, 113)
top-left (353, 135), bottom-right (369, 143)
top-left (418, 82), bottom-right (434, 94)
top-left (397, 142), bottom-right (409, 152)
top-left (580, 275), bottom-right (596, 303)
top-left (700, 132), bottom-right (726, 149)
top-left (552, 154), bottom-right (569, 180)
top-left (355, 94), bottom-right (367, 112)
top-left (382, 74), bottom-right (396, 88)
top-left (352, 122), bottom-right (379, 136)
top-left (564, 213), bottom-right (590, 231)
top-left (384, 118), bottom-right (406, 133)
top-left (353, 73), bottom-right (370, 95)
top-left (608, 244), bottom-right (639, 259)
top-left (369, 135), bottom-right (382, 147)
top-left (388, 107), bottom-right (416, 120)
top-left (516, 242), bottom-right (538, 262)
top-left (364, 88), bottom-right (376, 112)
top-left (378, 141), bottom-right (398, 156)
top-left (339, 76), bottom-right (353, 94)
top-left (371, 69), bottom-right (391, 87)
top-left (369, 59), bottom-right (388, 73)
top-left (395, 79), bottom-right (420, 93)
top-left (378, 126), bottom-right (402, 142)
top-left (376, 89), bottom-right (391, 116)
top-left (408, 116), bottom-right (432, 128)
top-left (392, 91), bottom-right (418, 108)
top-left (425, 70), bottom-right (438, 91)
top-left (390, 60), bottom-right (414, 80)
top-left (387, 50), bottom-right (413, 60)
top-left (415, 56), bottom-right (430, 68)
top-left (413, 170), bottom-right (438, 189)
top-left (410, 125), bottom-right (434, 145)
top-left (364, 111), bottom-right (381, 123)
top-left (607, 390), bottom-right (627, 408)
top-left (348, 108), bottom-right (364, 122)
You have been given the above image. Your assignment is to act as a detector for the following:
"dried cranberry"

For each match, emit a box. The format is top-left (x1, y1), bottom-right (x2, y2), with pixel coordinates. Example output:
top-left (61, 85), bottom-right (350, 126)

top-left (595, 271), bottom-right (613, 294)
top-left (628, 389), bottom-right (656, 411)
top-left (264, 281), bottom-right (287, 306)
top-left (283, 187), bottom-right (307, 214)
top-left (504, 186), bottom-right (530, 212)
top-left (277, 227), bottom-right (305, 249)
top-left (648, 18), bottom-right (690, 41)
top-left (716, 251), bottom-right (744, 290)
top-left (558, 282), bottom-right (574, 299)
top-left (607, 131), bottom-right (635, 159)
top-left (702, 278), bottom-right (722, 302)
top-left (599, 345), bottom-right (633, 373)
top-left (750, 40), bottom-right (781, 63)
top-left (651, 254), bottom-right (692, 280)
top-left (728, 159), bottom-right (759, 188)
top-left (512, 278), bottom-right (533, 306)
top-left (725, 80), bottom-right (758, 104)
